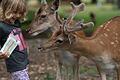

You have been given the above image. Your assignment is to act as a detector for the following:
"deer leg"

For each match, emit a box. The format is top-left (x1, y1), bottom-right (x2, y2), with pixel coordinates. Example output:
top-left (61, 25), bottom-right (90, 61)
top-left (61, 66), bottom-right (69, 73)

top-left (95, 62), bottom-right (107, 80)
top-left (100, 72), bottom-right (107, 80)
top-left (115, 63), bottom-right (120, 80)
top-left (63, 66), bottom-right (69, 80)
top-left (56, 60), bottom-right (63, 80)
top-left (73, 58), bottom-right (80, 80)
top-left (56, 64), bottom-right (62, 80)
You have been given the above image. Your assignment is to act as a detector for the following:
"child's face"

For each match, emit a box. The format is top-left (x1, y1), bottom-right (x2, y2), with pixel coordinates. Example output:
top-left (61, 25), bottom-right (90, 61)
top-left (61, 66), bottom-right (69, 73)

top-left (1, 0), bottom-right (27, 22)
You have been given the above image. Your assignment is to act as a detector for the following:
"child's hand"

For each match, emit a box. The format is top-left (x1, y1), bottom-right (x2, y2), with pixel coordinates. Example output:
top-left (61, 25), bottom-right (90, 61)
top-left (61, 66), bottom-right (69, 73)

top-left (0, 52), bottom-right (8, 59)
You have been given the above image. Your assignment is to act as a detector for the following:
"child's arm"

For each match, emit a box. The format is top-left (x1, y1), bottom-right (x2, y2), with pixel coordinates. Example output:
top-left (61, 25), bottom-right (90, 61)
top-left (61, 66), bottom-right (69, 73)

top-left (0, 52), bottom-right (8, 59)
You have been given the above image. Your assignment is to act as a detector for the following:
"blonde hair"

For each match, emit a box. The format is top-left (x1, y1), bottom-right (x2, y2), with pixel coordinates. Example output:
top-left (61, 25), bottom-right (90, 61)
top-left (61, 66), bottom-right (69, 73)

top-left (1, 0), bottom-right (27, 22)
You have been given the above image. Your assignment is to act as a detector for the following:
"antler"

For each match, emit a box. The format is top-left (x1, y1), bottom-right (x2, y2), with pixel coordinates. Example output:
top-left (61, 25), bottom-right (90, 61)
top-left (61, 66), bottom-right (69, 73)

top-left (55, 12), bottom-right (62, 24)
top-left (66, 2), bottom-right (85, 25)
top-left (63, 21), bottom-right (94, 33)
top-left (81, 22), bottom-right (94, 29)
top-left (41, 0), bottom-right (47, 4)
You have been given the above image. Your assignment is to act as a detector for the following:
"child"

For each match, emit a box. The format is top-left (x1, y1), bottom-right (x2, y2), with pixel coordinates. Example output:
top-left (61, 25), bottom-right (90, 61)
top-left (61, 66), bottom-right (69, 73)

top-left (0, 0), bottom-right (30, 80)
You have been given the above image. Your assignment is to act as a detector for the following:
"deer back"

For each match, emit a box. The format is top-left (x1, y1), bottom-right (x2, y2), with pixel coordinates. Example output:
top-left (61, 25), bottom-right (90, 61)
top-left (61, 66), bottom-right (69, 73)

top-left (73, 16), bottom-right (120, 61)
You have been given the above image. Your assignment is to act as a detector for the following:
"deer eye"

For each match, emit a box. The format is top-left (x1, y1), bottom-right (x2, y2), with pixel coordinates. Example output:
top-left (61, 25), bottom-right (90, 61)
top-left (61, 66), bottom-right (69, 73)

top-left (56, 39), bottom-right (63, 44)
top-left (41, 15), bottom-right (47, 18)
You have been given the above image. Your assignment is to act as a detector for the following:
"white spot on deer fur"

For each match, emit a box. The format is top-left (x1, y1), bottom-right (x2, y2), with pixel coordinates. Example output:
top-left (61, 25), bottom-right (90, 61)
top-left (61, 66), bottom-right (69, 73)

top-left (115, 40), bottom-right (119, 44)
top-left (104, 33), bottom-right (108, 37)
top-left (104, 20), bottom-right (112, 29)
top-left (100, 41), bottom-right (104, 45)
top-left (110, 42), bottom-right (115, 45)
top-left (115, 33), bottom-right (118, 36)
top-left (115, 37), bottom-right (118, 41)
top-left (106, 29), bottom-right (110, 31)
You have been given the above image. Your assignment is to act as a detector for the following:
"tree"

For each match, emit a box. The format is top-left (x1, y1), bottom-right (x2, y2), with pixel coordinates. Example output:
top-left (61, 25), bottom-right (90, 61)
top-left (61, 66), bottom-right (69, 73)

top-left (106, 0), bottom-right (114, 3)
top-left (117, 0), bottom-right (120, 9)
top-left (71, 0), bottom-right (82, 5)
top-left (91, 0), bottom-right (97, 4)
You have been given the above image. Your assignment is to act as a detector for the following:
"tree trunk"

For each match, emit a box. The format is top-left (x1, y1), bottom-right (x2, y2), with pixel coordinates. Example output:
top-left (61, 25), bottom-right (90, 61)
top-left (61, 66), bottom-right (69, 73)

top-left (117, 0), bottom-right (120, 9)
top-left (106, 0), bottom-right (114, 3)
top-left (91, 0), bottom-right (97, 4)
top-left (71, 0), bottom-right (82, 5)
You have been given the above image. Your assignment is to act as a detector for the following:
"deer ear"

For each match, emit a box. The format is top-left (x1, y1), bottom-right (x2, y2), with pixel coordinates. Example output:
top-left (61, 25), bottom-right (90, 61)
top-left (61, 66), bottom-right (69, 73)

top-left (36, 8), bottom-right (42, 15)
top-left (51, 0), bottom-right (60, 11)
top-left (65, 22), bottom-right (94, 33)
top-left (36, 4), bottom-right (48, 15)
top-left (41, 0), bottom-right (47, 4)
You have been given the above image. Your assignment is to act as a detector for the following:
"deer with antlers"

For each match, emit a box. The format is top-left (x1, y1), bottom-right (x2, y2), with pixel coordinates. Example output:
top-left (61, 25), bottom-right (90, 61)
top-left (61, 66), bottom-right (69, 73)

top-left (38, 2), bottom-right (120, 80)
top-left (27, 0), bottom-right (94, 80)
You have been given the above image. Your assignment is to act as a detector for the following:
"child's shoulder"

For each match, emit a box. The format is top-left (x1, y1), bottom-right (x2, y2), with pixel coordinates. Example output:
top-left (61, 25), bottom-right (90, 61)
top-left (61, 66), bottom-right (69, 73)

top-left (0, 20), bottom-right (21, 30)
top-left (0, 21), bottom-right (13, 31)
top-left (0, 21), bottom-right (13, 28)
top-left (0, 21), bottom-right (6, 28)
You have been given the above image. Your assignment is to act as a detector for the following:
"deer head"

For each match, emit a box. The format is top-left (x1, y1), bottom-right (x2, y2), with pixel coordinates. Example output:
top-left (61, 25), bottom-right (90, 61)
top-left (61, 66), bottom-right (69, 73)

top-left (27, 0), bottom-right (61, 36)
top-left (27, 1), bottom-right (85, 36)
top-left (38, 2), bottom-right (93, 51)
top-left (38, 18), bottom-right (94, 51)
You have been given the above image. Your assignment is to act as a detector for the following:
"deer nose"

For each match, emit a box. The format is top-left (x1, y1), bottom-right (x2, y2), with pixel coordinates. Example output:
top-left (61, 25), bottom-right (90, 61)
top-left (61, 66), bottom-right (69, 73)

top-left (26, 28), bottom-right (33, 34)
top-left (38, 47), bottom-right (42, 50)
top-left (26, 28), bottom-right (31, 32)
top-left (38, 45), bottom-right (44, 52)
top-left (38, 47), bottom-right (44, 52)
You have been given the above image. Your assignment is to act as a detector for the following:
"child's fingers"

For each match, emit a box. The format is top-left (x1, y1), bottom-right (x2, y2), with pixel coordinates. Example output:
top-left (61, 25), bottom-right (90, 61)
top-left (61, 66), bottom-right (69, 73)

top-left (0, 52), bottom-right (8, 59)
top-left (3, 52), bottom-right (9, 58)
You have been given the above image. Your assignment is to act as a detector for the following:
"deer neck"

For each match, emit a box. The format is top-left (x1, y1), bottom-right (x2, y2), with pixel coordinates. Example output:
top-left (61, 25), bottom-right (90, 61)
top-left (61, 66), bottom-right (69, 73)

top-left (71, 34), bottom-right (106, 58)
top-left (49, 13), bottom-right (61, 31)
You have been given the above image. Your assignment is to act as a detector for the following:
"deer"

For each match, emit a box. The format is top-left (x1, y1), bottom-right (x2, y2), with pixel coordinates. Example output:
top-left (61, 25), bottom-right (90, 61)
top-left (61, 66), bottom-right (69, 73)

top-left (27, 0), bottom-right (94, 80)
top-left (27, 0), bottom-right (62, 36)
top-left (38, 3), bottom-right (120, 80)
